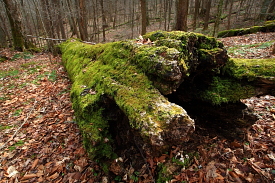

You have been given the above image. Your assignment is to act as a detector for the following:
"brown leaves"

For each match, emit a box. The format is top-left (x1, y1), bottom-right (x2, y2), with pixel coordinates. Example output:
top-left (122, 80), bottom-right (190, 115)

top-left (0, 50), bottom-right (96, 182)
top-left (220, 32), bottom-right (275, 59)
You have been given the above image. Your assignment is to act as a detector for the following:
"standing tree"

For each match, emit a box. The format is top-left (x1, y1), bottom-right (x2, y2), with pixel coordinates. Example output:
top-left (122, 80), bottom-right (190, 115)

top-left (99, 0), bottom-right (107, 42)
top-left (203, 0), bottom-right (212, 31)
top-left (140, 0), bottom-right (147, 35)
top-left (227, 0), bottom-right (234, 30)
top-left (212, 0), bottom-right (224, 36)
top-left (3, 0), bottom-right (25, 51)
top-left (193, 0), bottom-right (200, 30)
top-left (77, 0), bottom-right (88, 41)
top-left (175, 0), bottom-right (189, 31)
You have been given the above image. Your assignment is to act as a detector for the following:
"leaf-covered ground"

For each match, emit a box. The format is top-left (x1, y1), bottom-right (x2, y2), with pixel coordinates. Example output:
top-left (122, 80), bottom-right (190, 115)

top-left (0, 32), bottom-right (274, 182)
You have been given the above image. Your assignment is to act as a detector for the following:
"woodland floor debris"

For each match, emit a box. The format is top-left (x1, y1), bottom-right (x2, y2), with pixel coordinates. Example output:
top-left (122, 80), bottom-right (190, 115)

top-left (0, 31), bottom-right (274, 182)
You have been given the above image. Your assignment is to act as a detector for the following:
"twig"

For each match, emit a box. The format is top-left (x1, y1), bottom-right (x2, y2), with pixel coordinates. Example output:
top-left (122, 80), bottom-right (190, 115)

top-left (133, 136), bottom-right (155, 183)
top-left (0, 100), bottom-right (38, 151)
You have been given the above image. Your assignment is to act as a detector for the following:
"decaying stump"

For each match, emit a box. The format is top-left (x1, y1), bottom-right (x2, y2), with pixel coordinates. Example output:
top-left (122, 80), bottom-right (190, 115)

top-left (60, 31), bottom-right (275, 161)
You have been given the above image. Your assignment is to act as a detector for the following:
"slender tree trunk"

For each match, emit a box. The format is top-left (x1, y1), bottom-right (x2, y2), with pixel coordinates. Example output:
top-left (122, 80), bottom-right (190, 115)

top-left (193, 0), bottom-right (200, 30)
top-left (78, 0), bottom-right (88, 41)
top-left (203, 0), bottom-right (212, 31)
top-left (3, 0), bottom-right (25, 51)
top-left (267, 0), bottom-right (275, 19)
top-left (175, 0), bottom-right (189, 31)
top-left (227, 0), bottom-right (233, 30)
top-left (258, 0), bottom-right (272, 20)
top-left (213, 0), bottom-right (224, 37)
top-left (99, 0), bottom-right (107, 42)
top-left (140, 0), bottom-right (147, 35)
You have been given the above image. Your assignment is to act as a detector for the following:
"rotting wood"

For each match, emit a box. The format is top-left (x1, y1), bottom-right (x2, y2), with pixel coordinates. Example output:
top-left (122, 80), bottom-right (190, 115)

top-left (60, 30), bottom-right (275, 162)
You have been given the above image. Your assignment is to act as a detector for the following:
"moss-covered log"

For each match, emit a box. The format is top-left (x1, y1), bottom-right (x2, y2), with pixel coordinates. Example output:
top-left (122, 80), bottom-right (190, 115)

top-left (60, 31), bottom-right (275, 163)
top-left (217, 20), bottom-right (275, 38)
top-left (60, 31), bottom-right (232, 160)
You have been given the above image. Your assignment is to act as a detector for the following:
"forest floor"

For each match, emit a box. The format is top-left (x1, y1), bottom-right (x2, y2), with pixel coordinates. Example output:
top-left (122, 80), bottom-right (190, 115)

top-left (0, 32), bottom-right (275, 183)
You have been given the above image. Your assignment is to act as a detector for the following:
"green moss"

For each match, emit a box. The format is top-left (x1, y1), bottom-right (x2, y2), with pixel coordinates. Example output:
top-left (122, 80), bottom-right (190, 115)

top-left (224, 58), bottom-right (275, 81)
top-left (199, 77), bottom-right (255, 105)
top-left (60, 31), bottom-right (228, 162)
top-left (218, 21), bottom-right (275, 38)
top-left (60, 39), bottom-right (188, 160)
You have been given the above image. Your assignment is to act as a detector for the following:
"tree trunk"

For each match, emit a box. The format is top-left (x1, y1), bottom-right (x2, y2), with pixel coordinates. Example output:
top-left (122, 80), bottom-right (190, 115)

top-left (140, 0), bottom-right (147, 35)
top-left (99, 0), bottom-right (107, 42)
top-left (267, 0), bottom-right (275, 20)
top-left (78, 0), bottom-right (88, 41)
top-left (193, 0), bottom-right (200, 30)
top-left (203, 0), bottom-right (212, 30)
top-left (212, 0), bottom-right (224, 37)
top-left (3, 0), bottom-right (25, 51)
top-left (258, 0), bottom-right (272, 20)
top-left (175, 0), bottom-right (189, 31)
top-left (227, 0), bottom-right (233, 30)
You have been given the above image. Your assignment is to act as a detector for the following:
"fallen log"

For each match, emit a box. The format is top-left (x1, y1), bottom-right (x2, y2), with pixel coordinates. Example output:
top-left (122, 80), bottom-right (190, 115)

top-left (60, 31), bottom-right (274, 162)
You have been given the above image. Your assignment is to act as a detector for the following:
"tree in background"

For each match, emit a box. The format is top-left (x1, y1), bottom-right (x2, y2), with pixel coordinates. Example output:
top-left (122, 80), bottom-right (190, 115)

top-left (175, 0), bottom-right (189, 31)
top-left (3, 0), bottom-right (25, 51)
top-left (213, 0), bottom-right (224, 36)
top-left (140, 0), bottom-right (147, 35)
top-left (193, 0), bottom-right (200, 30)
top-left (203, 0), bottom-right (212, 31)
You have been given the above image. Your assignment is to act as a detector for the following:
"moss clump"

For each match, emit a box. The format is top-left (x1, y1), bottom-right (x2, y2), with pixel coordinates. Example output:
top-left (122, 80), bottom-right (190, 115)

top-left (199, 77), bottom-right (255, 105)
top-left (224, 58), bottom-right (275, 81)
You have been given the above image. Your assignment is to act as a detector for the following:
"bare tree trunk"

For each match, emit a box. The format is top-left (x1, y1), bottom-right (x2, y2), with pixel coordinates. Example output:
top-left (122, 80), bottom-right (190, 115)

top-left (259, 0), bottom-right (272, 20)
top-left (175, 0), bottom-right (189, 31)
top-left (140, 0), bottom-right (147, 35)
top-left (203, 0), bottom-right (212, 30)
top-left (267, 0), bottom-right (275, 20)
top-left (213, 0), bottom-right (224, 36)
top-left (3, 0), bottom-right (25, 51)
top-left (193, 0), bottom-right (200, 30)
top-left (99, 0), bottom-right (107, 42)
top-left (227, 0), bottom-right (233, 30)
top-left (78, 0), bottom-right (88, 41)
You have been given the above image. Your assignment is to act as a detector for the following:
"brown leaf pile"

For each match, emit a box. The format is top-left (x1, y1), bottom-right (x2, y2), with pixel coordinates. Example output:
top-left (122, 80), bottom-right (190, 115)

top-left (219, 32), bottom-right (275, 59)
top-left (0, 51), bottom-right (100, 182)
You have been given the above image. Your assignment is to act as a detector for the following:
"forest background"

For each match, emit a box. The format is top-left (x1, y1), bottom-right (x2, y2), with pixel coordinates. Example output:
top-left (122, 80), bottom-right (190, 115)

top-left (1, 0), bottom-right (275, 53)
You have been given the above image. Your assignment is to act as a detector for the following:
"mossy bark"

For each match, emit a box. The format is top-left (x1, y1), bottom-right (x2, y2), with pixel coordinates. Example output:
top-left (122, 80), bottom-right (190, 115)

top-left (217, 20), bottom-right (275, 38)
top-left (60, 31), bottom-right (274, 162)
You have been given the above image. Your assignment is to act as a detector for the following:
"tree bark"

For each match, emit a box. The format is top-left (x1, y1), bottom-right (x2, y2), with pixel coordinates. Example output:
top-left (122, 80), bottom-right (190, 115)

top-left (175, 0), bottom-right (189, 31)
top-left (99, 0), bottom-right (107, 42)
top-left (78, 0), bottom-right (88, 41)
top-left (140, 0), bottom-right (147, 35)
top-left (212, 0), bottom-right (224, 37)
top-left (203, 0), bottom-right (212, 30)
top-left (227, 0), bottom-right (233, 30)
top-left (193, 0), bottom-right (200, 30)
top-left (3, 0), bottom-right (25, 51)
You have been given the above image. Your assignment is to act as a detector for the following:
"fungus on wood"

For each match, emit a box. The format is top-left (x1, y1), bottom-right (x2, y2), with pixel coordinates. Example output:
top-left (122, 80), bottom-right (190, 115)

top-left (60, 31), bottom-right (275, 162)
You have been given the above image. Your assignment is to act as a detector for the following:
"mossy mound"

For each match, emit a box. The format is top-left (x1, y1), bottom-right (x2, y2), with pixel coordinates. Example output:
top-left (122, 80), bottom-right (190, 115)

top-left (60, 31), bottom-right (274, 169)
top-left (217, 21), bottom-right (275, 38)
top-left (60, 31), bottom-right (231, 162)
